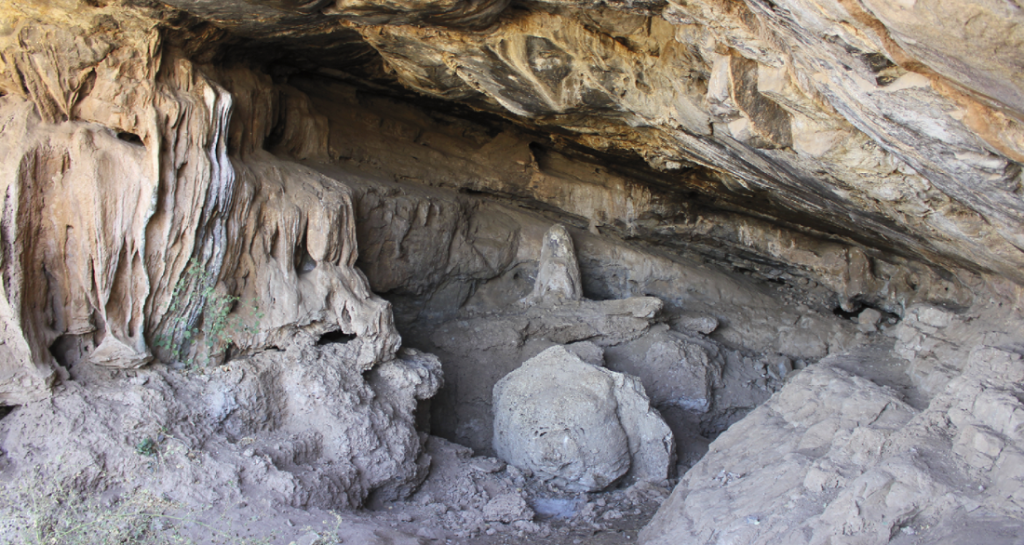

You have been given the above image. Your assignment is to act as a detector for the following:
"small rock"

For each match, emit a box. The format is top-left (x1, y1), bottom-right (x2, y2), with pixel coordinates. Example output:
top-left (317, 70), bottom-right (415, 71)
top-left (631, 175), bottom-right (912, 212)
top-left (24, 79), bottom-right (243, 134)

top-left (676, 315), bottom-right (719, 335)
top-left (771, 355), bottom-right (793, 379)
top-left (483, 493), bottom-right (534, 523)
top-left (857, 308), bottom-right (883, 332)
top-left (293, 532), bottom-right (321, 545)
top-left (469, 457), bottom-right (506, 474)
top-left (564, 341), bottom-right (605, 366)
top-left (602, 509), bottom-right (623, 521)
top-left (416, 526), bottom-right (442, 541)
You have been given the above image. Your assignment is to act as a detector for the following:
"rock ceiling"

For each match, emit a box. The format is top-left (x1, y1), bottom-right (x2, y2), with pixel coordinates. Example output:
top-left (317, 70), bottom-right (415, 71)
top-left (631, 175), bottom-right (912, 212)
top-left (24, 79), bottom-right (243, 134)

top-left (145, 0), bottom-right (1024, 287)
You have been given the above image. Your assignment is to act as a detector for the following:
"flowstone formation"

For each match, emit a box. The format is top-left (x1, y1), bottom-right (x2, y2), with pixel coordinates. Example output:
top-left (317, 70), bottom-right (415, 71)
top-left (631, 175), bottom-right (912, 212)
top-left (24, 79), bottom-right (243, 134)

top-left (0, 0), bottom-right (1024, 543)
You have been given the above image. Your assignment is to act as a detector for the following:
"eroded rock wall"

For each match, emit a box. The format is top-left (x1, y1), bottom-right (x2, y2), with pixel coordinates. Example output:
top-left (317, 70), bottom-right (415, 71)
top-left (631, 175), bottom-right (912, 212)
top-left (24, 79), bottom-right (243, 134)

top-left (0, 0), bottom-right (437, 516)
top-left (1, 1), bottom-right (1023, 543)
top-left (0, 2), bottom-right (403, 403)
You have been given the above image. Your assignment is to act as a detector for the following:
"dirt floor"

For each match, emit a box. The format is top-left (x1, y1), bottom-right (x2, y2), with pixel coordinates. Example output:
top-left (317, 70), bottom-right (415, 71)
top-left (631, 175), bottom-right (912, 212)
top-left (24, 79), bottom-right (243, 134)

top-left (0, 431), bottom-right (674, 545)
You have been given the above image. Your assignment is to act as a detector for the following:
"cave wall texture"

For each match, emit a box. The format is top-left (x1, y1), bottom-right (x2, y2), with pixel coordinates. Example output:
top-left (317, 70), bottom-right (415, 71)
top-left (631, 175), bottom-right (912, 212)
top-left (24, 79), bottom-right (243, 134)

top-left (2, 0), bottom-right (1024, 542)
top-left (0, 0), bottom-right (1022, 440)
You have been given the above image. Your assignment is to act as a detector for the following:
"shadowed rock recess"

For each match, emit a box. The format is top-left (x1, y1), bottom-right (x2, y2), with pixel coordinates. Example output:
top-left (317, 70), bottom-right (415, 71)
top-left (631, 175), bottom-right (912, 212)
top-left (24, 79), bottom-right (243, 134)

top-left (0, 0), bottom-right (1023, 543)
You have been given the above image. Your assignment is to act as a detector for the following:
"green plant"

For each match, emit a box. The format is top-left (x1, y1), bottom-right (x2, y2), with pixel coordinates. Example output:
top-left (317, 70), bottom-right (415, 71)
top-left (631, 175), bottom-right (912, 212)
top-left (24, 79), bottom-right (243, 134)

top-left (136, 437), bottom-right (157, 457)
top-left (154, 259), bottom-right (262, 368)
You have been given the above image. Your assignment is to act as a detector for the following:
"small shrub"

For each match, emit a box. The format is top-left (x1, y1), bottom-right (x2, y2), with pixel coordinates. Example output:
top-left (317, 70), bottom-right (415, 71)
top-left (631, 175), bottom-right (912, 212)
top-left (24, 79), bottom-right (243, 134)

top-left (135, 437), bottom-right (157, 457)
top-left (154, 259), bottom-right (262, 368)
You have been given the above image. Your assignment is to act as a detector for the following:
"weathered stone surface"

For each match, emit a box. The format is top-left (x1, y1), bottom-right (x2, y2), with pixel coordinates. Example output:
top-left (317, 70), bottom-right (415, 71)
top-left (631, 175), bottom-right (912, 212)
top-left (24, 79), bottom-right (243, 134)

top-left (641, 342), bottom-right (1024, 545)
top-left (2, 0), bottom-right (1005, 324)
top-left (493, 345), bottom-right (675, 491)
top-left (343, 1), bottom-right (1024, 290)
top-left (0, 4), bottom-right (402, 401)
top-left (640, 335), bottom-right (721, 413)
top-left (0, 340), bottom-right (442, 510)
top-left (1, 0), bottom-right (1018, 334)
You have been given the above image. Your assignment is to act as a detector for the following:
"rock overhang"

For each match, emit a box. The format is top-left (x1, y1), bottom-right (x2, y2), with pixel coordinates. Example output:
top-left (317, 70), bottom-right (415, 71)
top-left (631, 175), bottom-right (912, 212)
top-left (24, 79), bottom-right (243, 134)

top-left (2, 0), bottom-right (1022, 361)
top-left (134, 0), bottom-right (1024, 300)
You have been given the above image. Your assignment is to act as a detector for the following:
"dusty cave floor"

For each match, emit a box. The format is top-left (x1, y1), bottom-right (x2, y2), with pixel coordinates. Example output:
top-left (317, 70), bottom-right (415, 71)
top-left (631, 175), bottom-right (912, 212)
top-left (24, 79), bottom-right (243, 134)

top-left (0, 432), bottom-right (672, 545)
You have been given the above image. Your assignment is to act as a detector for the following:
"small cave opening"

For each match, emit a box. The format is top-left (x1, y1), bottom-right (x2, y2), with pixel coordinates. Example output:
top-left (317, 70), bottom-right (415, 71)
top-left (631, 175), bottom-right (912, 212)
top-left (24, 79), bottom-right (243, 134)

top-left (116, 131), bottom-right (144, 146)
top-left (294, 237), bottom-right (318, 275)
top-left (317, 329), bottom-right (356, 345)
top-left (48, 333), bottom-right (93, 371)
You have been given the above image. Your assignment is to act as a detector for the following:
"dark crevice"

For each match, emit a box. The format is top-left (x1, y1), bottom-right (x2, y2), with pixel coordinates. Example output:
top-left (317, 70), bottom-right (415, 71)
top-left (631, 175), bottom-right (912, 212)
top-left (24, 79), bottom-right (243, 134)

top-left (295, 232), bottom-right (318, 274)
top-left (832, 304), bottom-right (862, 320)
top-left (48, 333), bottom-right (92, 370)
top-left (116, 131), bottom-right (144, 145)
top-left (862, 52), bottom-right (895, 73)
top-left (317, 330), bottom-right (356, 345)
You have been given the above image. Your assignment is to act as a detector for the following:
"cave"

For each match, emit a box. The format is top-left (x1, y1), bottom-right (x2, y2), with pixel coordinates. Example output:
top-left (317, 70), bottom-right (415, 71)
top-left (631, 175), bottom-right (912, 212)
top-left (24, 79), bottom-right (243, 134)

top-left (1, 0), bottom-right (1023, 544)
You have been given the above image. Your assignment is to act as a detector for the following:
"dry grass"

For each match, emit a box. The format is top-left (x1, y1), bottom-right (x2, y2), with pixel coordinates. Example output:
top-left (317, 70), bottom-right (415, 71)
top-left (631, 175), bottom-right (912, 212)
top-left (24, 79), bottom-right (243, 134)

top-left (0, 466), bottom-right (278, 545)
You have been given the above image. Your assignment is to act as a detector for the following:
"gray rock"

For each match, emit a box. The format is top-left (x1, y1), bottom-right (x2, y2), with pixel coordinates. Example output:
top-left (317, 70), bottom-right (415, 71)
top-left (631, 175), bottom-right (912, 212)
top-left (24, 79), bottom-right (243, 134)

top-left (525, 224), bottom-right (582, 305)
top-left (642, 338), bottom-right (721, 413)
top-left (292, 532), bottom-right (321, 545)
top-left (856, 308), bottom-right (883, 333)
top-left (482, 493), bottom-right (533, 523)
top-left (675, 315), bottom-right (719, 335)
top-left (492, 346), bottom-right (674, 491)
top-left (564, 341), bottom-right (605, 367)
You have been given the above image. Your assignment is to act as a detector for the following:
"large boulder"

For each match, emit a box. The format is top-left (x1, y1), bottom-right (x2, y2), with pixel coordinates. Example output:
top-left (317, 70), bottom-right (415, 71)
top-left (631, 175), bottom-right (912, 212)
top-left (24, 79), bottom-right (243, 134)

top-left (492, 346), bottom-right (675, 491)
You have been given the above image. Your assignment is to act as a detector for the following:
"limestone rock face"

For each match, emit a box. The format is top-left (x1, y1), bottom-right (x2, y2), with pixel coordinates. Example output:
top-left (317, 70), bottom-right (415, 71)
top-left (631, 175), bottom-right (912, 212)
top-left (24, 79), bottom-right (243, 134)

top-left (640, 341), bottom-right (1024, 544)
top-left (1, 0), bottom-right (1024, 540)
top-left (492, 345), bottom-right (675, 491)
top-left (0, 3), bottom-right (402, 402)
top-left (346, 1), bottom-right (1024, 288)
